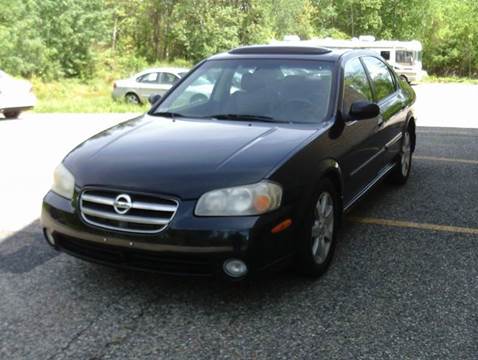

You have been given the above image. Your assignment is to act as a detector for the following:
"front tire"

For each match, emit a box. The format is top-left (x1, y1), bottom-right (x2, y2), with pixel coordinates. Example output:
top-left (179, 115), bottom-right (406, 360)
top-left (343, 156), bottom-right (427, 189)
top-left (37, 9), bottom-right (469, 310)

top-left (388, 128), bottom-right (413, 185)
top-left (296, 179), bottom-right (339, 278)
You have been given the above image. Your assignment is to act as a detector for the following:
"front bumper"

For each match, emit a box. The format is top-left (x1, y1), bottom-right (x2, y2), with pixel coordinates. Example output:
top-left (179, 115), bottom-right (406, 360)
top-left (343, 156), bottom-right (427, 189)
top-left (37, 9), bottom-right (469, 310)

top-left (41, 191), bottom-right (297, 278)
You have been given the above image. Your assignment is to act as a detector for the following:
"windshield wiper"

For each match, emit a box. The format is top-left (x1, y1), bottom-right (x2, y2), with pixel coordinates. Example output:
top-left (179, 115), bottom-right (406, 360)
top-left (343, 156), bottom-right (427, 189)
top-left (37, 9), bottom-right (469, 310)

top-left (211, 114), bottom-right (279, 123)
top-left (153, 111), bottom-right (185, 119)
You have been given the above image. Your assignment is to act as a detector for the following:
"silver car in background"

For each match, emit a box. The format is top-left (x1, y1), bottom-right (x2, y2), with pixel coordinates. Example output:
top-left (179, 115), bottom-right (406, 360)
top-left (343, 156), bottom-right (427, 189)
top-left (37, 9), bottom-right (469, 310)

top-left (112, 67), bottom-right (190, 104)
top-left (0, 70), bottom-right (36, 119)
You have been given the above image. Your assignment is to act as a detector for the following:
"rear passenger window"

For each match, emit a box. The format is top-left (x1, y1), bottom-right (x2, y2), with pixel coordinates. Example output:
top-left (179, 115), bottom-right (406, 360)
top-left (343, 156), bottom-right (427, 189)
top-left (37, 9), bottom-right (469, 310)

top-left (363, 57), bottom-right (396, 101)
top-left (160, 72), bottom-right (178, 85)
top-left (343, 58), bottom-right (373, 113)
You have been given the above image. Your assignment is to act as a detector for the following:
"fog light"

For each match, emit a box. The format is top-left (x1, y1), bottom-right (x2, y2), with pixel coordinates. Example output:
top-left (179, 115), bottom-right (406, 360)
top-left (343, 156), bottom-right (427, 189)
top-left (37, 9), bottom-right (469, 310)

top-left (44, 228), bottom-right (56, 246)
top-left (223, 259), bottom-right (248, 278)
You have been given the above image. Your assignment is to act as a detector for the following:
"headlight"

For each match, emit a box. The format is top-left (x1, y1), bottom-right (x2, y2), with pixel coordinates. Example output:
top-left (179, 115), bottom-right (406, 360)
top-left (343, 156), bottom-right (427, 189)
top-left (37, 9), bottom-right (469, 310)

top-left (51, 163), bottom-right (75, 199)
top-left (195, 181), bottom-right (282, 216)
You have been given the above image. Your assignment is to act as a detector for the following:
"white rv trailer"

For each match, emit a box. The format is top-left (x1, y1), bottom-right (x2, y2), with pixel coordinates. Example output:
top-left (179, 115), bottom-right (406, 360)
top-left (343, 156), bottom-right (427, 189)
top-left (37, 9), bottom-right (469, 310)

top-left (275, 36), bottom-right (426, 82)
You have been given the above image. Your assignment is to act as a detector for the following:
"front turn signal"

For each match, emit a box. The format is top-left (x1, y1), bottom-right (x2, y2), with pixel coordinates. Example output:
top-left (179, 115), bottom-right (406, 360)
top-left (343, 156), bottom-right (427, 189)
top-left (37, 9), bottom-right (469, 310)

top-left (271, 219), bottom-right (292, 234)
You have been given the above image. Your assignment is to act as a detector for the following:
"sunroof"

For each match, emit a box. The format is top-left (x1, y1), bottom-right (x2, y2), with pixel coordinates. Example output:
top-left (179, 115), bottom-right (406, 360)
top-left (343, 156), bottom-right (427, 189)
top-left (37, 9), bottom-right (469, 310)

top-left (229, 46), bottom-right (331, 55)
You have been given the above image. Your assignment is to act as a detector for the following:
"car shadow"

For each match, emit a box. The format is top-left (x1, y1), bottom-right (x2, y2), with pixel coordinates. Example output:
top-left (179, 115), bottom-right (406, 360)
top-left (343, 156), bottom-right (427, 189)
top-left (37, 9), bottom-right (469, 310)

top-left (0, 216), bottom-right (371, 308)
top-left (0, 220), bottom-right (60, 274)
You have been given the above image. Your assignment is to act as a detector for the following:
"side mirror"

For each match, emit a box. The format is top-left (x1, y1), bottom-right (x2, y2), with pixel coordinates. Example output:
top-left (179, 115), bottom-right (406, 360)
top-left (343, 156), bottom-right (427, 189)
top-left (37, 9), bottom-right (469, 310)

top-left (349, 101), bottom-right (380, 120)
top-left (148, 94), bottom-right (161, 105)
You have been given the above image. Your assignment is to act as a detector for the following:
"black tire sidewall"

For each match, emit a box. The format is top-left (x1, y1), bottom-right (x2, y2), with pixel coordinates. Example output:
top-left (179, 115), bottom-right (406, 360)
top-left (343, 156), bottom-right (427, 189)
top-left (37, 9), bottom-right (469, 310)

top-left (297, 179), bottom-right (339, 277)
top-left (3, 111), bottom-right (20, 119)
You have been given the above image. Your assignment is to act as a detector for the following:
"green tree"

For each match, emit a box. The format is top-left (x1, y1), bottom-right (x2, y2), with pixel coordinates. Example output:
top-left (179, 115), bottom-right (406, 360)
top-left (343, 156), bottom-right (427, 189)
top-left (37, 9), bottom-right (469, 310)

top-left (170, 0), bottom-right (242, 62)
top-left (36, 0), bottom-right (109, 77)
top-left (0, 0), bottom-right (56, 77)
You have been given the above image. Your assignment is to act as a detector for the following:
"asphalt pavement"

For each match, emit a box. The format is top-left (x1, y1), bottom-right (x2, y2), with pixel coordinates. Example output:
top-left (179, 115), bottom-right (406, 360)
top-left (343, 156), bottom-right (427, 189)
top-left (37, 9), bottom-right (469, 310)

top-left (1, 84), bottom-right (478, 359)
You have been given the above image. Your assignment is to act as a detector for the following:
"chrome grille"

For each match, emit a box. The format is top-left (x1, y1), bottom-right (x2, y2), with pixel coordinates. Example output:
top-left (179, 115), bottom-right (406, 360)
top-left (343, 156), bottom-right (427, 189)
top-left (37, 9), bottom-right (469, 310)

top-left (79, 190), bottom-right (178, 234)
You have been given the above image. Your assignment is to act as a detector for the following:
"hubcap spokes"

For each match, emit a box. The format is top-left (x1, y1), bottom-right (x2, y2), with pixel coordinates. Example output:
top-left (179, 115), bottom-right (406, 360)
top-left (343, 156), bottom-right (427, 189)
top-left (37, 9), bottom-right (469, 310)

top-left (127, 95), bottom-right (139, 104)
top-left (311, 192), bottom-right (334, 264)
top-left (401, 132), bottom-right (411, 176)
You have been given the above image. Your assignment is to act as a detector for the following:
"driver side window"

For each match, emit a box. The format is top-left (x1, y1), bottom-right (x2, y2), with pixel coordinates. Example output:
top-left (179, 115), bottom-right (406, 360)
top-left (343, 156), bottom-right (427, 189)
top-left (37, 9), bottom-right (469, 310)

top-left (343, 58), bottom-right (373, 114)
top-left (160, 72), bottom-right (178, 85)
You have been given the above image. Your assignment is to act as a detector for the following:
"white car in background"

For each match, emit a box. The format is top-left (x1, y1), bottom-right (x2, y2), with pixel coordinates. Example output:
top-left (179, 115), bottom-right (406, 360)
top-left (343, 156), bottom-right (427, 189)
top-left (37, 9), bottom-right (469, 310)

top-left (112, 67), bottom-right (190, 104)
top-left (0, 70), bottom-right (36, 119)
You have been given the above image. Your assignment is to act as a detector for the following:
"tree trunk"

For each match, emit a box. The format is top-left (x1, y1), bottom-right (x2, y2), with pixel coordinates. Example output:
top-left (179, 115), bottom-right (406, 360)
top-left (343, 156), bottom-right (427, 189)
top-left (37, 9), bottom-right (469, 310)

top-left (112, 16), bottom-right (118, 51)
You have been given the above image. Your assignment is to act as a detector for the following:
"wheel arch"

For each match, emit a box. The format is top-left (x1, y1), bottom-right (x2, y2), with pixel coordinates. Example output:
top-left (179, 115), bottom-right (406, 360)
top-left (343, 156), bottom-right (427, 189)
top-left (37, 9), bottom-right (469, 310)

top-left (316, 159), bottom-right (345, 222)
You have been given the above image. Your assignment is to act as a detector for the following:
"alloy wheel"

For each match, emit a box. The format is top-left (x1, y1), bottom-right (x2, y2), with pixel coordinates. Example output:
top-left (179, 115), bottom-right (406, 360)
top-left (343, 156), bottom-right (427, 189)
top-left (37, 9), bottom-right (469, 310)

top-left (311, 192), bottom-right (334, 264)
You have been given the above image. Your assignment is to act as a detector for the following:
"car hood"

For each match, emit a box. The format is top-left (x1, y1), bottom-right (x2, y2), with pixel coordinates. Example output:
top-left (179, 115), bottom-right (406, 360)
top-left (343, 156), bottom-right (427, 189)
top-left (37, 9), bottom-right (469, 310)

top-left (64, 114), bottom-right (319, 199)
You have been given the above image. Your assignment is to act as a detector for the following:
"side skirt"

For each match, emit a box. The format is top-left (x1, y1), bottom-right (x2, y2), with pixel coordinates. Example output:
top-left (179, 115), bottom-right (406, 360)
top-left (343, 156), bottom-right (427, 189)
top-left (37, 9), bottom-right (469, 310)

top-left (343, 161), bottom-right (396, 213)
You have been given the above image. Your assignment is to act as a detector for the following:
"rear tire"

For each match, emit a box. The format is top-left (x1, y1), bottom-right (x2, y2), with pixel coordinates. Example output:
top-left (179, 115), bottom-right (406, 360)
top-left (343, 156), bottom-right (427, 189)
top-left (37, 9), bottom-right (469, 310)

top-left (296, 179), bottom-right (339, 278)
top-left (388, 127), bottom-right (413, 185)
top-left (3, 111), bottom-right (20, 119)
top-left (125, 93), bottom-right (141, 105)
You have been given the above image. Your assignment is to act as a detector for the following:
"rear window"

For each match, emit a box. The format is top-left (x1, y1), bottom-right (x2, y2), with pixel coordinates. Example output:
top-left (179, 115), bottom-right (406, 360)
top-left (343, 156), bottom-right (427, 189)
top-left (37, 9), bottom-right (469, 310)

top-left (396, 50), bottom-right (416, 65)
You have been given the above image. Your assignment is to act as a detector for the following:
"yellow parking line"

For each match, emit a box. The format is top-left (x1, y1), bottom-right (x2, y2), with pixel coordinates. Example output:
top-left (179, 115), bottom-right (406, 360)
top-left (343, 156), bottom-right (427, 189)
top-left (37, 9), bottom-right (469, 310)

top-left (414, 155), bottom-right (478, 165)
top-left (348, 217), bottom-right (478, 236)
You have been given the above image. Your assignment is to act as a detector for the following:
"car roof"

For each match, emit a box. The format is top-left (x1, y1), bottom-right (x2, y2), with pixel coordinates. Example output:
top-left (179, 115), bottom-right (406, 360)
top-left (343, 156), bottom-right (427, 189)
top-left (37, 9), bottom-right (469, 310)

top-left (209, 45), bottom-right (377, 62)
top-left (136, 67), bottom-right (190, 75)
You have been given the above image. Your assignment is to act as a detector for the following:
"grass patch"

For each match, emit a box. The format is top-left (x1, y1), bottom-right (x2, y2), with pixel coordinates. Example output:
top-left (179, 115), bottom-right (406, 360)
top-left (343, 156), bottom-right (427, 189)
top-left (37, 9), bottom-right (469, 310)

top-left (32, 78), bottom-right (149, 113)
top-left (31, 60), bottom-right (193, 113)
top-left (422, 75), bottom-right (478, 85)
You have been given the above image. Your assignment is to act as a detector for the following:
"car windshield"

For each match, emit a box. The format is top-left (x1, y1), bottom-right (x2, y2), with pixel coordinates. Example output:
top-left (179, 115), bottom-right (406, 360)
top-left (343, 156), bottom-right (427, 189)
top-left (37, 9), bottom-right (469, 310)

top-left (153, 59), bottom-right (334, 123)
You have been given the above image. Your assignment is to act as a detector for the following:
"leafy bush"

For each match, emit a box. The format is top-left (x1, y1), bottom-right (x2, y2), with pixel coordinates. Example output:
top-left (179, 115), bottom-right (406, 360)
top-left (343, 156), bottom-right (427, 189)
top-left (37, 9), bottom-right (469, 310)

top-left (3, 0), bottom-right (478, 80)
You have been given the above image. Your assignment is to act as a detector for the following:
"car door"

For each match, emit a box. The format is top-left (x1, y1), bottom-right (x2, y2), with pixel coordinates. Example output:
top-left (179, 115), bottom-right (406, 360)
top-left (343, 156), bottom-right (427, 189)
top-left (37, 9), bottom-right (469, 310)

top-left (135, 72), bottom-right (161, 99)
top-left (361, 56), bottom-right (405, 167)
top-left (339, 57), bottom-right (383, 203)
top-left (156, 72), bottom-right (180, 96)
